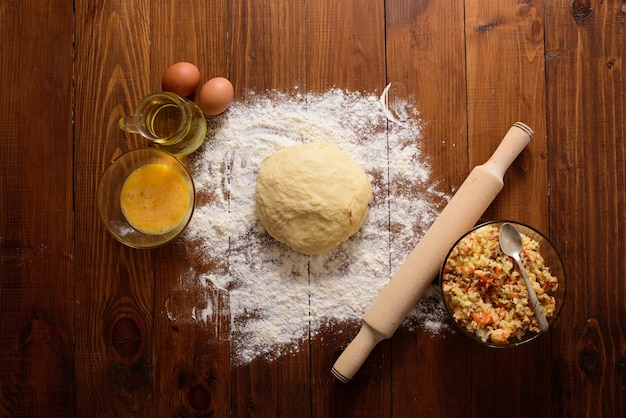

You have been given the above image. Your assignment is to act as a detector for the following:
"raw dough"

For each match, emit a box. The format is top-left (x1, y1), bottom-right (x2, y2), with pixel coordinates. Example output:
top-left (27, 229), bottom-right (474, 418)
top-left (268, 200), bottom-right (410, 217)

top-left (255, 142), bottom-right (372, 255)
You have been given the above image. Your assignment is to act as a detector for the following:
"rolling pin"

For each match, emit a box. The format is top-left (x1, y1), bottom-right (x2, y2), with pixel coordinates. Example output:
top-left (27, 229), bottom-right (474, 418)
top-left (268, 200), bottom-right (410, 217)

top-left (331, 122), bottom-right (534, 383)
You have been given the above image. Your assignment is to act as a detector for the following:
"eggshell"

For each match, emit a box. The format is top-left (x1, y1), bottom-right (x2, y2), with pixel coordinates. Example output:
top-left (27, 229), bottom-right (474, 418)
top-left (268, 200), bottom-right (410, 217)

top-left (198, 77), bottom-right (234, 116)
top-left (161, 62), bottom-right (201, 97)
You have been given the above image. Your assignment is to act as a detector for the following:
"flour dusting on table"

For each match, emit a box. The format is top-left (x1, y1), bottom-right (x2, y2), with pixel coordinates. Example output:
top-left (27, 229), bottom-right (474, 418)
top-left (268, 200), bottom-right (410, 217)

top-left (177, 87), bottom-right (449, 364)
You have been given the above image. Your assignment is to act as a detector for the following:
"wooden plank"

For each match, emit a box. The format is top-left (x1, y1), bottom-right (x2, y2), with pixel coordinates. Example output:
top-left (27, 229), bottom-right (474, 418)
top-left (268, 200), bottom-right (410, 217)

top-left (230, 0), bottom-right (306, 96)
top-left (385, 0), bottom-right (471, 416)
top-left (465, 1), bottom-right (550, 417)
top-left (228, 1), bottom-right (310, 416)
top-left (73, 1), bottom-right (155, 416)
top-left (305, 0), bottom-right (386, 93)
top-left (0, 1), bottom-right (74, 417)
top-left (466, 0), bottom-right (548, 225)
top-left (150, 0), bottom-right (229, 90)
top-left (305, 0), bottom-right (390, 416)
top-left (545, 1), bottom-right (626, 417)
top-left (149, 1), bottom-right (231, 417)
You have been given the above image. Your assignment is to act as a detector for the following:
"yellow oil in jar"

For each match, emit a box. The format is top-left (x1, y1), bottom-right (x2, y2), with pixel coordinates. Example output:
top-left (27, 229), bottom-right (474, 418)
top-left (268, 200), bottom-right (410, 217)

top-left (146, 101), bottom-right (185, 139)
top-left (132, 93), bottom-right (207, 156)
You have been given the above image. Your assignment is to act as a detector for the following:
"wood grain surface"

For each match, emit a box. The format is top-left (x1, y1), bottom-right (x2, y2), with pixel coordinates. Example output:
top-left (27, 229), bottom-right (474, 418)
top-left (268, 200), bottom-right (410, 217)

top-left (1, 0), bottom-right (625, 417)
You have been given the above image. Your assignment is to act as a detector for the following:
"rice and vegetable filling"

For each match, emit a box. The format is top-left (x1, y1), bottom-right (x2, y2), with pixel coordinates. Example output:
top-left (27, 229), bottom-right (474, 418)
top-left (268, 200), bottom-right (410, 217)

top-left (441, 224), bottom-right (559, 345)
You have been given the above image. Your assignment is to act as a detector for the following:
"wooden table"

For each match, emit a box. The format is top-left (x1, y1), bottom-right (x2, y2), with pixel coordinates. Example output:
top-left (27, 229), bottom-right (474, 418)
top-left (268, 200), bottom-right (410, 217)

top-left (1, 1), bottom-right (624, 417)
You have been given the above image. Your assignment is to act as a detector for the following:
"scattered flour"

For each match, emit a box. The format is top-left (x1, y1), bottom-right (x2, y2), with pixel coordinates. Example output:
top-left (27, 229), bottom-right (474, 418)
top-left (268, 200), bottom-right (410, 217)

top-left (176, 86), bottom-right (450, 364)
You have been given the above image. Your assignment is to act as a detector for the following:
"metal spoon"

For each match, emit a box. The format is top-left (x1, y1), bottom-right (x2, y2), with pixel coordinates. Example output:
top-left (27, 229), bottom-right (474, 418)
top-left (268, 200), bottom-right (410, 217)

top-left (499, 223), bottom-right (549, 332)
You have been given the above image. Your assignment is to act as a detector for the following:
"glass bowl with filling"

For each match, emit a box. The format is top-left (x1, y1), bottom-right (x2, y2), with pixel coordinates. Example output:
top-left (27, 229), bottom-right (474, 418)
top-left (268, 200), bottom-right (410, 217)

top-left (97, 148), bottom-right (195, 248)
top-left (439, 221), bottom-right (565, 347)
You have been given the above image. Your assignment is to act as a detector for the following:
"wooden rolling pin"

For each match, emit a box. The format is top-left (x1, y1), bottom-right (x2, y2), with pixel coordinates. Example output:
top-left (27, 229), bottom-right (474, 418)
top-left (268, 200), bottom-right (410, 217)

top-left (331, 122), bottom-right (534, 383)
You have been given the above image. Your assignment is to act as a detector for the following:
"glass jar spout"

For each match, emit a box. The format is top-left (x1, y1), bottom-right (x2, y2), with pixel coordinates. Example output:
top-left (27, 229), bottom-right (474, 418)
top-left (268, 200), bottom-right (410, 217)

top-left (119, 115), bottom-right (140, 133)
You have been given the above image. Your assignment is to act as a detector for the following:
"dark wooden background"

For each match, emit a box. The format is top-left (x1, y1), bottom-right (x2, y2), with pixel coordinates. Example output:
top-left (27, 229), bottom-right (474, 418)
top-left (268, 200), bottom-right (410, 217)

top-left (1, 0), bottom-right (624, 417)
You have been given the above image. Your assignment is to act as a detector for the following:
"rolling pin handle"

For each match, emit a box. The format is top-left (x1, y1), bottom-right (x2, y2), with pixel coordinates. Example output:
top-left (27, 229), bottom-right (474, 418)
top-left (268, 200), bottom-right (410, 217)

top-left (487, 122), bottom-right (534, 178)
top-left (331, 323), bottom-right (385, 383)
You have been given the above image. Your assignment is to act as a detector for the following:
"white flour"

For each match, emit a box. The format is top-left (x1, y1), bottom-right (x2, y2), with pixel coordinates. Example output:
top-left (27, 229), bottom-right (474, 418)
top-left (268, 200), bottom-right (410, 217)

top-left (173, 86), bottom-right (450, 364)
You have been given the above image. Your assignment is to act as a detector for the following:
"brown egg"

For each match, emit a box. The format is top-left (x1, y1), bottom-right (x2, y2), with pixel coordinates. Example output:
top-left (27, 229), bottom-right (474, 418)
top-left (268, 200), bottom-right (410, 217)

top-left (161, 62), bottom-right (201, 97)
top-left (197, 77), bottom-right (234, 116)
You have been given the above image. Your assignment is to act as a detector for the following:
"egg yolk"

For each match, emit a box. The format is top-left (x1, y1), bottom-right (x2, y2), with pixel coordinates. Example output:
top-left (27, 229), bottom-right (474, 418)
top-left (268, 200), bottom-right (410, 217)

top-left (120, 163), bottom-right (191, 235)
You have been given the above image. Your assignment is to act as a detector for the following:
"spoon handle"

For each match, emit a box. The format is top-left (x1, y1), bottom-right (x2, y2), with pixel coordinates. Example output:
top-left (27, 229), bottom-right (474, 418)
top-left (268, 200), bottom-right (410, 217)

top-left (515, 257), bottom-right (550, 332)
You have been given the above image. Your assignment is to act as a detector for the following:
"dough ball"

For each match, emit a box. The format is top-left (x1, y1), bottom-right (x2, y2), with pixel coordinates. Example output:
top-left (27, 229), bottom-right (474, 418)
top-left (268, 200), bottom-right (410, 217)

top-left (255, 142), bottom-right (372, 255)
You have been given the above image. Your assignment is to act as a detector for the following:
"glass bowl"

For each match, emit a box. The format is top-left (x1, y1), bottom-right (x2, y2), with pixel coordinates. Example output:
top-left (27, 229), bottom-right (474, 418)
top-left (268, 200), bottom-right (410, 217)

top-left (97, 148), bottom-right (195, 249)
top-left (439, 221), bottom-right (565, 348)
